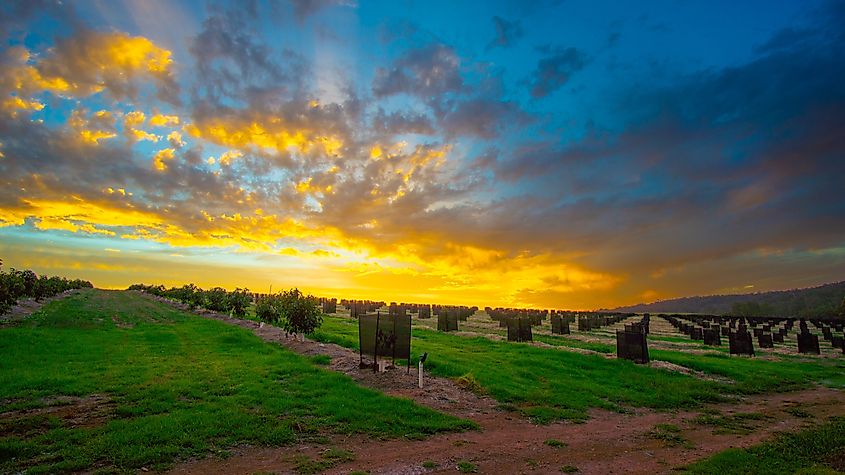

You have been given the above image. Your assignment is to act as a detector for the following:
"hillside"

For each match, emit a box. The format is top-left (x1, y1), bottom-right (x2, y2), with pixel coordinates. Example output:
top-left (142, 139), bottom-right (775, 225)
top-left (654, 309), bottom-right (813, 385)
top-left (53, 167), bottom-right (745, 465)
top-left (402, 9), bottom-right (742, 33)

top-left (612, 281), bottom-right (845, 317)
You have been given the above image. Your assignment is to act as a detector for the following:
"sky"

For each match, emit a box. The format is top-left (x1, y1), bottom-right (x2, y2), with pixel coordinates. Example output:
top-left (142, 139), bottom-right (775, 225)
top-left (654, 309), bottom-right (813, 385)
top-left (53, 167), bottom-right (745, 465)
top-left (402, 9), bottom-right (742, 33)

top-left (0, 0), bottom-right (844, 310)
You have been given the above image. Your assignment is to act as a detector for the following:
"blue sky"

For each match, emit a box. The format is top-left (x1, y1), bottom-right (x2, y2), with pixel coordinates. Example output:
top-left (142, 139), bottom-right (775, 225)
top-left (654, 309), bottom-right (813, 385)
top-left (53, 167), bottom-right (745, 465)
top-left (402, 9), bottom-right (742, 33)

top-left (0, 0), bottom-right (843, 308)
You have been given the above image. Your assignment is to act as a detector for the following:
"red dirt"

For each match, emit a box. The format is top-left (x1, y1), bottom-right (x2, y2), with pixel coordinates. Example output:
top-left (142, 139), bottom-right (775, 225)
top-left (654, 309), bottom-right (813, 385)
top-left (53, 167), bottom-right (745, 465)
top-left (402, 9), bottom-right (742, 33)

top-left (167, 386), bottom-right (844, 475)
top-left (0, 394), bottom-right (115, 432)
top-left (143, 296), bottom-right (845, 475)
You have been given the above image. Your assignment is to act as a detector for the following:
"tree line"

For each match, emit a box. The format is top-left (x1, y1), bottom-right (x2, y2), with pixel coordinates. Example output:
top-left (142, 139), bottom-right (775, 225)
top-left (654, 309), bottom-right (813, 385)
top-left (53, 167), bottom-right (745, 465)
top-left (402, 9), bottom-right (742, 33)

top-left (731, 296), bottom-right (845, 318)
top-left (0, 259), bottom-right (93, 314)
top-left (127, 283), bottom-right (322, 336)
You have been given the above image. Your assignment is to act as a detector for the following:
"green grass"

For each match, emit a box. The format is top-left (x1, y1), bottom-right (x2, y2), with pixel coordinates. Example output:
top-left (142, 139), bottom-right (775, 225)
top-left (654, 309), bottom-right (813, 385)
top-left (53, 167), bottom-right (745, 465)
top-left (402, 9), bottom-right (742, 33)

top-left (647, 423), bottom-right (694, 448)
top-left (457, 460), bottom-right (478, 473)
top-left (0, 290), bottom-right (474, 474)
top-left (692, 412), bottom-right (770, 435)
top-left (533, 334), bottom-right (615, 353)
top-left (684, 416), bottom-right (845, 474)
top-left (544, 438), bottom-right (567, 448)
top-left (784, 406), bottom-right (814, 419)
top-left (412, 329), bottom-right (734, 423)
top-left (311, 315), bottom-right (360, 350)
top-left (312, 315), bottom-right (845, 424)
top-left (293, 448), bottom-right (355, 474)
top-left (560, 465), bottom-right (580, 473)
top-left (651, 350), bottom-right (845, 393)
top-left (316, 316), bottom-right (730, 422)
top-left (647, 335), bottom-right (727, 350)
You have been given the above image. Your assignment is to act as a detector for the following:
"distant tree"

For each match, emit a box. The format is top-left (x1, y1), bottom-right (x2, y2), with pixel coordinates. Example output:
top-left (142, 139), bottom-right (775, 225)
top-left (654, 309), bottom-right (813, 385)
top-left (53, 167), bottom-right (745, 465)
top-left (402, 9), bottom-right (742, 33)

top-left (16, 270), bottom-right (38, 297)
top-left (839, 296), bottom-right (845, 317)
top-left (170, 283), bottom-right (197, 306)
top-left (278, 288), bottom-right (322, 338)
top-left (0, 262), bottom-right (18, 314)
top-left (0, 262), bottom-right (91, 315)
top-left (187, 286), bottom-right (205, 310)
top-left (227, 288), bottom-right (251, 317)
top-left (730, 301), bottom-right (775, 317)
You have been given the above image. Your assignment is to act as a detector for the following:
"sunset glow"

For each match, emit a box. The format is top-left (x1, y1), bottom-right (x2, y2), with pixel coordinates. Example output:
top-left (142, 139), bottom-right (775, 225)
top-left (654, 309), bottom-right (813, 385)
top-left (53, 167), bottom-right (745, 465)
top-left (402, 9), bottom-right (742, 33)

top-left (1, 1), bottom-right (844, 309)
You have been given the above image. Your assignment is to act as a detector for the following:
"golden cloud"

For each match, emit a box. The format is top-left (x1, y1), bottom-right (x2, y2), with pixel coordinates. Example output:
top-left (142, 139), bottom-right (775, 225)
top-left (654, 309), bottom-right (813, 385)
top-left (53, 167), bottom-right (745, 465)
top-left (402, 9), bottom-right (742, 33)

top-left (68, 109), bottom-right (117, 144)
top-left (0, 32), bottom-right (177, 111)
top-left (152, 148), bottom-right (176, 171)
top-left (149, 114), bottom-right (180, 127)
top-left (185, 117), bottom-right (344, 157)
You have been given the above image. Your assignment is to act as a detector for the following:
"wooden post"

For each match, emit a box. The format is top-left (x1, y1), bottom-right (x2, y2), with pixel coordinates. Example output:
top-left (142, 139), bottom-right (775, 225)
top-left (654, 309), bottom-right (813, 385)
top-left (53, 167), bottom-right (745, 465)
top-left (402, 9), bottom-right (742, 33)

top-left (418, 360), bottom-right (424, 388)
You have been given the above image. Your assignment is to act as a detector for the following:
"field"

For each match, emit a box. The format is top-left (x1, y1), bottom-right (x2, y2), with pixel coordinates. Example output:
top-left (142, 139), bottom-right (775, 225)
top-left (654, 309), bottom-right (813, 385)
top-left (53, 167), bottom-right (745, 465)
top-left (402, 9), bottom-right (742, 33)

top-left (0, 290), bottom-right (472, 474)
top-left (2, 290), bottom-right (844, 474)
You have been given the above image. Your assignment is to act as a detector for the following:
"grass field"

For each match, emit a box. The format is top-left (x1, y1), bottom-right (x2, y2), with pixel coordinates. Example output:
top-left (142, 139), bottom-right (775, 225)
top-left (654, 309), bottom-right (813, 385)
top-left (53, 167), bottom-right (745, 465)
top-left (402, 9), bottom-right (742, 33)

top-left (312, 315), bottom-right (845, 422)
top-left (0, 290), bottom-right (474, 474)
top-left (684, 416), bottom-right (845, 474)
top-left (3, 292), bottom-right (843, 473)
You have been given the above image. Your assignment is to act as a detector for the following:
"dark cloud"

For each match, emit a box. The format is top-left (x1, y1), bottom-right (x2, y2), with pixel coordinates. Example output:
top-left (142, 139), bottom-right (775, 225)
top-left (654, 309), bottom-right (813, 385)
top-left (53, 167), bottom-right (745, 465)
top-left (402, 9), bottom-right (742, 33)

top-left (754, 27), bottom-right (816, 55)
top-left (376, 19), bottom-right (419, 45)
top-left (490, 6), bottom-right (845, 279)
top-left (190, 5), bottom-right (301, 103)
top-left (372, 43), bottom-right (464, 98)
top-left (528, 46), bottom-right (587, 98)
top-left (0, 0), bottom-right (80, 41)
top-left (290, 0), bottom-right (350, 23)
top-left (440, 97), bottom-right (532, 139)
top-left (371, 109), bottom-right (435, 136)
top-left (487, 16), bottom-right (523, 49)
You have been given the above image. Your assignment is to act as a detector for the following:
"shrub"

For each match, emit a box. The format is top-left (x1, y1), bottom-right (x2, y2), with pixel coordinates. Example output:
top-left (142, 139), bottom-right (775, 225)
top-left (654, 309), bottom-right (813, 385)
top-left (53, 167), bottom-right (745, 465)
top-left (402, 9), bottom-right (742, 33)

top-left (455, 373), bottom-right (484, 394)
top-left (203, 287), bottom-right (229, 312)
top-left (169, 283), bottom-right (197, 306)
top-left (227, 288), bottom-right (251, 317)
top-left (457, 461), bottom-right (478, 473)
top-left (0, 272), bottom-right (19, 314)
top-left (255, 294), bottom-right (282, 324)
top-left (278, 288), bottom-right (322, 336)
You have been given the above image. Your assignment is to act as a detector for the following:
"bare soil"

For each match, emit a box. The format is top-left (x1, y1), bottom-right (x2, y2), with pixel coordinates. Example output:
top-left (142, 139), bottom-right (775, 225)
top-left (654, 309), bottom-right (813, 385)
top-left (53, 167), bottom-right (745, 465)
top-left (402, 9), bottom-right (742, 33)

top-left (153, 298), bottom-right (845, 475)
top-left (0, 394), bottom-right (115, 433)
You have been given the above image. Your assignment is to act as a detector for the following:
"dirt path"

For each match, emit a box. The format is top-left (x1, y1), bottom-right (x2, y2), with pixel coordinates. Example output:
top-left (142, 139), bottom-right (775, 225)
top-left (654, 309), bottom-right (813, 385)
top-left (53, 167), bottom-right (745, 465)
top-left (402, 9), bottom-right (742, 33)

top-left (150, 296), bottom-right (845, 475)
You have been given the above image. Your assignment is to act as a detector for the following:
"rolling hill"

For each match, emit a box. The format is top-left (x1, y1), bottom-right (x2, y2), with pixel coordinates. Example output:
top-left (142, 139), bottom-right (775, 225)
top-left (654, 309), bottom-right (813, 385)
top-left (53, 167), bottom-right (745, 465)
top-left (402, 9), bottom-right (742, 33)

top-left (612, 281), bottom-right (845, 317)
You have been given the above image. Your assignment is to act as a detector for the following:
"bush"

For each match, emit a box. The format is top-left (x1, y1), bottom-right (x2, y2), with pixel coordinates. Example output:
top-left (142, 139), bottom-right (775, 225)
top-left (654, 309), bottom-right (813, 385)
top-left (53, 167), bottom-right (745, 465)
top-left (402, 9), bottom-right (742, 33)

top-left (0, 272), bottom-right (20, 314)
top-left (278, 288), bottom-right (322, 336)
top-left (129, 283), bottom-right (254, 317)
top-left (187, 287), bottom-right (205, 309)
top-left (203, 287), bottom-right (229, 312)
top-left (227, 288), bottom-right (251, 317)
top-left (255, 294), bottom-right (282, 324)
top-left (169, 283), bottom-right (197, 306)
top-left (127, 284), bottom-right (320, 334)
